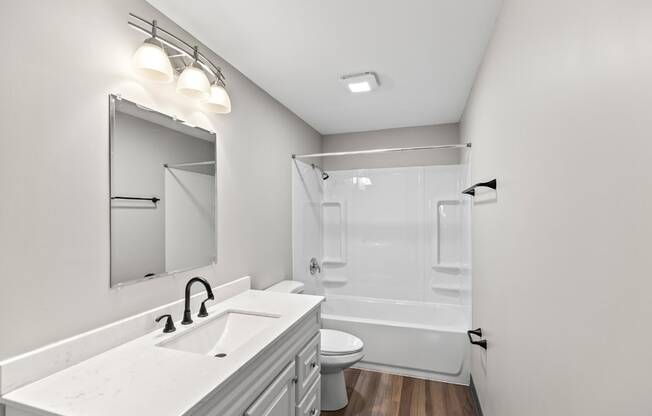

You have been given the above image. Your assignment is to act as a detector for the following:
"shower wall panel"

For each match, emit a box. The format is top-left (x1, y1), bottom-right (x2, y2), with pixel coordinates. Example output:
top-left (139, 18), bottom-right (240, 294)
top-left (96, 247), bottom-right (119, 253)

top-left (320, 165), bottom-right (470, 306)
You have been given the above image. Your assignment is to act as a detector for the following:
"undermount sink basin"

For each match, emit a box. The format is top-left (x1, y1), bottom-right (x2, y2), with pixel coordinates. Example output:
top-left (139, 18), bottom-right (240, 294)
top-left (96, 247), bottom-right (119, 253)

top-left (158, 311), bottom-right (279, 357)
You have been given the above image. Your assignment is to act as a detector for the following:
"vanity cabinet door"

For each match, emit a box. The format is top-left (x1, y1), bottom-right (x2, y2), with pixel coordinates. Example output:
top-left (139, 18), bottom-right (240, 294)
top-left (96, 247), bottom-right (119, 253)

top-left (295, 333), bottom-right (320, 400)
top-left (245, 361), bottom-right (296, 416)
top-left (296, 376), bottom-right (321, 416)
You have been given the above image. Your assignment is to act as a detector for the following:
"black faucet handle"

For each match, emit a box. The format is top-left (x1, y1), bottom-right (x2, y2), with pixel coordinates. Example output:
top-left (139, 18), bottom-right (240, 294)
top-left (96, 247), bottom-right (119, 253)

top-left (155, 314), bottom-right (176, 333)
top-left (198, 297), bottom-right (213, 318)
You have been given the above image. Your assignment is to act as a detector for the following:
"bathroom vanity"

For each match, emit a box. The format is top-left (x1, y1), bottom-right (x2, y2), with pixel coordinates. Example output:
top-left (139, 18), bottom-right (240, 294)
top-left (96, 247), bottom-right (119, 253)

top-left (0, 290), bottom-right (323, 416)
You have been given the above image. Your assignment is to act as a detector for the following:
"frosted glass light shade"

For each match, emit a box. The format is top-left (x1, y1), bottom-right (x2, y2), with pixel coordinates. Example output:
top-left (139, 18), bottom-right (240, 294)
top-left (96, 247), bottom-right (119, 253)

top-left (202, 84), bottom-right (232, 114)
top-left (132, 39), bottom-right (173, 83)
top-left (176, 64), bottom-right (211, 99)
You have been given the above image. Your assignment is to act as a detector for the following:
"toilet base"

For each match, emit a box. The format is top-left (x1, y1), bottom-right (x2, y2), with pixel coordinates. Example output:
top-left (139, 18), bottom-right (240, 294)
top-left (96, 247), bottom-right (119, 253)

top-left (321, 370), bottom-right (348, 411)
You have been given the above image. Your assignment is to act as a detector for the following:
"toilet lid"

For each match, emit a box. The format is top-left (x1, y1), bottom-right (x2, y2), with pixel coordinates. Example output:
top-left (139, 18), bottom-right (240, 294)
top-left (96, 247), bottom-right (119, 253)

top-left (320, 329), bottom-right (364, 356)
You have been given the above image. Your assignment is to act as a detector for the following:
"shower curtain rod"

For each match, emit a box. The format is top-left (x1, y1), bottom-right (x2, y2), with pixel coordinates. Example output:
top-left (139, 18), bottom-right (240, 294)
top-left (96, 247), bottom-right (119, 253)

top-left (292, 143), bottom-right (471, 159)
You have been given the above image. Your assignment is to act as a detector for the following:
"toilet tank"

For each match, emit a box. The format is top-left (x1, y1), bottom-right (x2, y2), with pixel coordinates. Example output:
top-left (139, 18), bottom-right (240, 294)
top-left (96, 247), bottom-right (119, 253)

top-left (265, 280), bottom-right (305, 294)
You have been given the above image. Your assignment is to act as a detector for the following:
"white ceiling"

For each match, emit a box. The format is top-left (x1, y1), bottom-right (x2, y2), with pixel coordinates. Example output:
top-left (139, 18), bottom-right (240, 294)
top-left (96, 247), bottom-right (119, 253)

top-left (147, 0), bottom-right (502, 135)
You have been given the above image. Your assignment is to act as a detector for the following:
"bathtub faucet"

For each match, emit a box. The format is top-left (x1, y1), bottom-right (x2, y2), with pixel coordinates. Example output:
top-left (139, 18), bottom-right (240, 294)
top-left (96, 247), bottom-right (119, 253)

top-left (309, 257), bottom-right (321, 275)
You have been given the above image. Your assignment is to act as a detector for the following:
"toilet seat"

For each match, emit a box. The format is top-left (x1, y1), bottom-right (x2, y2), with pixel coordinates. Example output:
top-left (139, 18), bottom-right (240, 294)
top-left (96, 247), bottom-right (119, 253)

top-left (320, 329), bottom-right (364, 356)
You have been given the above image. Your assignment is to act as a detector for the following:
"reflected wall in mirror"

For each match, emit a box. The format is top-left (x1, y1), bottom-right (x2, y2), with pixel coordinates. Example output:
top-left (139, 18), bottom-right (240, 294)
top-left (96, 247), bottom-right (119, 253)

top-left (109, 95), bottom-right (216, 287)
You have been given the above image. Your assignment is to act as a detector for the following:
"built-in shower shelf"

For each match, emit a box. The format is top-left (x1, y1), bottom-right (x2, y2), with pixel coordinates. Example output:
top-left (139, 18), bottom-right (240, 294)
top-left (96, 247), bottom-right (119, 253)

top-left (432, 263), bottom-right (469, 272)
top-left (321, 275), bottom-right (348, 283)
top-left (321, 201), bottom-right (347, 264)
top-left (431, 283), bottom-right (464, 293)
top-left (322, 258), bottom-right (347, 265)
top-left (432, 199), bottom-right (465, 270)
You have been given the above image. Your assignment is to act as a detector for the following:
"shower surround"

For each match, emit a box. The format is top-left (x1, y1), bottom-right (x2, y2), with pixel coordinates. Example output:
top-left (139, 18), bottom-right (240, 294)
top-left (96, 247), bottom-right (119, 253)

top-left (292, 161), bottom-right (472, 383)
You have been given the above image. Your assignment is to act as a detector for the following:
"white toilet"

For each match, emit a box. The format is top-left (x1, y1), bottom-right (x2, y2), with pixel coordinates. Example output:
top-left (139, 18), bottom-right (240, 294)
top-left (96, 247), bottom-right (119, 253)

top-left (319, 329), bottom-right (364, 410)
top-left (266, 281), bottom-right (365, 411)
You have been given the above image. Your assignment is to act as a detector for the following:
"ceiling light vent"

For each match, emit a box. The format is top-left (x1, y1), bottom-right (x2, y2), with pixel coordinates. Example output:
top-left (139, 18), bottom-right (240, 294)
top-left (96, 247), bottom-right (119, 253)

top-left (340, 72), bottom-right (379, 93)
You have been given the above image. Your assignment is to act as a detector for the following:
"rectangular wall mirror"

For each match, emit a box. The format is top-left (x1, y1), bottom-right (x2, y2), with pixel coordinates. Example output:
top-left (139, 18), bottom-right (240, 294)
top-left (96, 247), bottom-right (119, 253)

top-left (109, 94), bottom-right (216, 287)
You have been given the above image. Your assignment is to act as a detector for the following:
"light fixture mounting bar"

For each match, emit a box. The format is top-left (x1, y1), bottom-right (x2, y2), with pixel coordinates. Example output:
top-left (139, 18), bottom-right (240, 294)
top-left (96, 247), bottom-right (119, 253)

top-left (128, 13), bottom-right (225, 85)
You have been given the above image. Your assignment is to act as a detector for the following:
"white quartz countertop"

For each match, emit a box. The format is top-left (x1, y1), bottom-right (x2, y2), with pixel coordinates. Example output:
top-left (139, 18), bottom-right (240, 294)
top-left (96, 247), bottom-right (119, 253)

top-left (1, 290), bottom-right (323, 416)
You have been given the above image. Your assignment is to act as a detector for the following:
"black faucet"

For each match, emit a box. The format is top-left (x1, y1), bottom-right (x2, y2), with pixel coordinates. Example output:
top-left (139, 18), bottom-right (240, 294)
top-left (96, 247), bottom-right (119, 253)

top-left (181, 277), bottom-right (214, 325)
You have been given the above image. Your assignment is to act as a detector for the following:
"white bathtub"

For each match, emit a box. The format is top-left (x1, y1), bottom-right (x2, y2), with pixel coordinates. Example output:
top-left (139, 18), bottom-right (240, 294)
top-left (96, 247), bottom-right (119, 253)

top-left (321, 295), bottom-right (471, 384)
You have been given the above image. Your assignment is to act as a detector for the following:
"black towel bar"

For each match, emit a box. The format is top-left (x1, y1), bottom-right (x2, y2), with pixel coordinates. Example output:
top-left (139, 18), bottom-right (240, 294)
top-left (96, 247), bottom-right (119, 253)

top-left (467, 328), bottom-right (488, 349)
top-left (462, 179), bottom-right (497, 196)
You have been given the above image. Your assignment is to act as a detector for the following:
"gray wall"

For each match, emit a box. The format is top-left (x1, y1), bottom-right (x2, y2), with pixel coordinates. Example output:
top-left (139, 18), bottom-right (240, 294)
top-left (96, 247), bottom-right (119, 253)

top-left (461, 1), bottom-right (652, 415)
top-left (321, 124), bottom-right (461, 170)
top-left (0, 0), bottom-right (320, 361)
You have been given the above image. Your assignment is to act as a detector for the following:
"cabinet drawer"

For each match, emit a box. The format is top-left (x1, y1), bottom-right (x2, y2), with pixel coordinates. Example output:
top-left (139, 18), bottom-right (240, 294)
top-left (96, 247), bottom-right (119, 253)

top-left (296, 376), bottom-right (321, 416)
top-left (295, 333), bottom-right (320, 399)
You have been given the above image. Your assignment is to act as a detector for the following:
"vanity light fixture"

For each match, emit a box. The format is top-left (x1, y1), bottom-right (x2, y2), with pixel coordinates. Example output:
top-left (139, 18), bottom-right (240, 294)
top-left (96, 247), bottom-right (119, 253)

top-left (340, 72), bottom-right (379, 93)
top-left (202, 81), bottom-right (232, 114)
top-left (177, 47), bottom-right (212, 99)
top-left (128, 13), bottom-right (231, 113)
top-left (131, 20), bottom-right (174, 83)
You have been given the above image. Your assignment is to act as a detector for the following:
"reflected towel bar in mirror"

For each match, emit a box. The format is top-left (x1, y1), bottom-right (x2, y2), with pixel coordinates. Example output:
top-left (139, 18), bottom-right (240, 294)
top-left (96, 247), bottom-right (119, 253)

top-left (111, 196), bottom-right (160, 204)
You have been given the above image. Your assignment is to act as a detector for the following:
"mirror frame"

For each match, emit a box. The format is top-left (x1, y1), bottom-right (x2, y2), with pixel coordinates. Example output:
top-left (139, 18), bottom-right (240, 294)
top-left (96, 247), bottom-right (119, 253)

top-left (108, 94), bottom-right (217, 288)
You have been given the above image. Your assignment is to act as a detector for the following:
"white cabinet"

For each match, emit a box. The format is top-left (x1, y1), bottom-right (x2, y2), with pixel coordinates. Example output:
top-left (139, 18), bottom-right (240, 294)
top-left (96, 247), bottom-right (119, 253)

top-left (296, 376), bottom-right (321, 416)
top-left (188, 309), bottom-right (321, 416)
top-left (0, 297), bottom-right (323, 416)
top-left (243, 332), bottom-right (321, 416)
top-left (295, 334), bottom-right (320, 399)
top-left (245, 362), bottom-right (297, 416)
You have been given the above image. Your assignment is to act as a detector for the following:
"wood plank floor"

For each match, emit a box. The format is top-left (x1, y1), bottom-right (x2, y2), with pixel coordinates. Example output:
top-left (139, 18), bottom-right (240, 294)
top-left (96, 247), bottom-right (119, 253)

top-left (322, 369), bottom-right (476, 416)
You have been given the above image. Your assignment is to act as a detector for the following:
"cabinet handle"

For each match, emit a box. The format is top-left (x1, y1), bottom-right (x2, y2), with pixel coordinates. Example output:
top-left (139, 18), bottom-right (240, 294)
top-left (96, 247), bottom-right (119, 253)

top-left (310, 409), bottom-right (317, 415)
top-left (310, 362), bottom-right (317, 368)
top-left (292, 377), bottom-right (298, 384)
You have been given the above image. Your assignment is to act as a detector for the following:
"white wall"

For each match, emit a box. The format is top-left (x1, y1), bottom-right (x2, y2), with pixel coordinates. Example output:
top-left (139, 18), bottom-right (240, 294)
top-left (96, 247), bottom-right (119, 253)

top-left (0, 0), bottom-right (320, 361)
top-left (322, 124), bottom-right (461, 171)
top-left (461, 1), bottom-right (652, 415)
